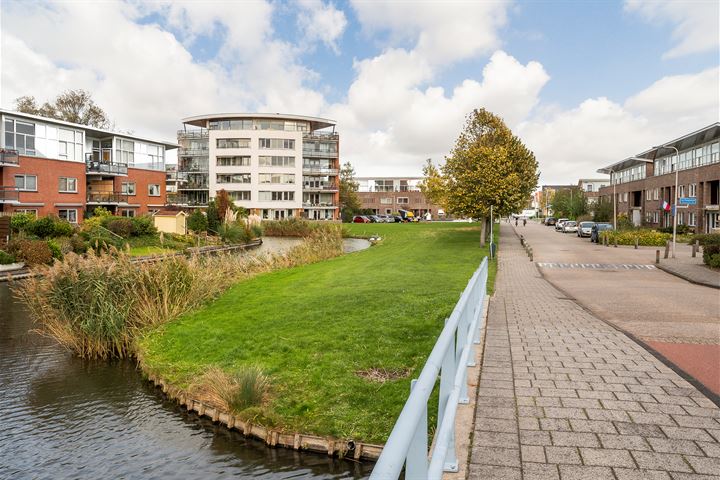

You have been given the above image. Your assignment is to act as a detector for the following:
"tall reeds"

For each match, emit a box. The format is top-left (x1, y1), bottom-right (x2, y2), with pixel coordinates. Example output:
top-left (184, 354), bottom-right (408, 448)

top-left (14, 225), bottom-right (343, 359)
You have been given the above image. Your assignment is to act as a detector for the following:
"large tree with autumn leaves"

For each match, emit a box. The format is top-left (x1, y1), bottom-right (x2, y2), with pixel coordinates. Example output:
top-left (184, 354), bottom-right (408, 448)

top-left (422, 109), bottom-right (539, 246)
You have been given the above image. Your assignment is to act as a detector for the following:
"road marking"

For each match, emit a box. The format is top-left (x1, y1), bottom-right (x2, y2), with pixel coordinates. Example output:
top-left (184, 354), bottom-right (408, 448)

top-left (537, 262), bottom-right (657, 270)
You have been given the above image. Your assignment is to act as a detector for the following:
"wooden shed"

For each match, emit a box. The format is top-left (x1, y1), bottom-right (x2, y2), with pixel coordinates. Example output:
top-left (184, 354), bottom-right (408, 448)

top-left (153, 211), bottom-right (188, 235)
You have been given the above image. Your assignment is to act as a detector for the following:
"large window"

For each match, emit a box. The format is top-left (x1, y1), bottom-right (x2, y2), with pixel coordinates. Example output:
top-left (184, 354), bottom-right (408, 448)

top-left (121, 182), bottom-right (136, 195)
top-left (258, 191), bottom-right (294, 201)
top-left (14, 174), bottom-right (37, 191)
top-left (374, 180), bottom-right (395, 192)
top-left (259, 155), bottom-right (295, 167)
top-left (380, 198), bottom-right (392, 205)
top-left (217, 156), bottom-right (250, 166)
top-left (148, 184), bottom-right (161, 196)
top-left (58, 209), bottom-right (78, 224)
top-left (397, 197), bottom-right (409, 204)
top-left (689, 183), bottom-right (697, 197)
top-left (259, 138), bottom-right (295, 149)
top-left (216, 138), bottom-right (250, 149)
top-left (228, 191), bottom-right (251, 201)
top-left (121, 209), bottom-right (136, 218)
top-left (58, 177), bottom-right (77, 193)
top-left (5, 119), bottom-right (36, 155)
top-left (58, 128), bottom-right (83, 161)
top-left (217, 173), bottom-right (251, 184)
top-left (116, 139), bottom-right (134, 165)
top-left (259, 173), bottom-right (295, 184)
top-left (209, 119), bottom-right (308, 132)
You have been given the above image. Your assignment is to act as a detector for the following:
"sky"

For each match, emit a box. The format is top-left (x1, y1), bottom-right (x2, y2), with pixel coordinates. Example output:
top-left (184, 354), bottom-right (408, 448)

top-left (0, 0), bottom-right (718, 185)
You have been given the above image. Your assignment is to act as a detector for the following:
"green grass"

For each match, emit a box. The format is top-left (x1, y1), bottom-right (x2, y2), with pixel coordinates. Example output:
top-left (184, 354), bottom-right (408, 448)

top-left (127, 246), bottom-right (180, 257)
top-left (137, 222), bottom-right (497, 444)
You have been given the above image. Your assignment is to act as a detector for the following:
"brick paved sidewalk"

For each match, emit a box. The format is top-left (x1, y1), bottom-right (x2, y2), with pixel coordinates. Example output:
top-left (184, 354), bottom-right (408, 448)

top-left (468, 223), bottom-right (720, 480)
top-left (656, 260), bottom-right (720, 290)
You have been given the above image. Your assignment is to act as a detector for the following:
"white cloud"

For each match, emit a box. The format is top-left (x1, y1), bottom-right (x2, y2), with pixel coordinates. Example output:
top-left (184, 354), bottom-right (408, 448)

top-left (297, 0), bottom-right (348, 54)
top-left (625, 0), bottom-right (720, 58)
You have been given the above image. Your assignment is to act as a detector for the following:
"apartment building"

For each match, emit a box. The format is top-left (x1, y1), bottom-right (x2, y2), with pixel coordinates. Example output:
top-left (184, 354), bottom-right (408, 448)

top-left (356, 177), bottom-right (441, 218)
top-left (0, 109), bottom-right (177, 222)
top-left (175, 114), bottom-right (340, 220)
top-left (597, 123), bottom-right (720, 233)
top-left (539, 184), bottom-right (575, 216)
top-left (577, 178), bottom-right (609, 205)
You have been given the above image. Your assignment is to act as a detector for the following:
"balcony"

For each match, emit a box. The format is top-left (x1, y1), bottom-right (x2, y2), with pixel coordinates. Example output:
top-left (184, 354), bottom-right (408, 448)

top-left (0, 149), bottom-right (20, 167)
top-left (302, 202), bottom-right (338, 209)
top-left (302, 150), bottom-right (338, 158)
top-left (86, 159), bottom-right (128, 176)
top-left (166, 193), bottom-right (208, 207)
top-left (177, 130), bottom-right (209, 139)
top-left (87, 192), bottom-right (129, 205)
top-left (178, 181), bottom-right (209, 190)
top-left (0, 186), bottom-right (19, 203)
top-left (179, 149), bottom-right (209, 157)
top-left (303, 184), bottom-right (339, 192)
top-left (302, 166), bottom-right (339, 175)
top-left (303, 132), bottom-right (339, 141)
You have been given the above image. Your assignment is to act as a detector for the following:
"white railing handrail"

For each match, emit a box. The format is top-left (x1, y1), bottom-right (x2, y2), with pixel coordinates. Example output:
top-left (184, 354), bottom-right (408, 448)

top-left (370, 257), bottom-right (489, 479)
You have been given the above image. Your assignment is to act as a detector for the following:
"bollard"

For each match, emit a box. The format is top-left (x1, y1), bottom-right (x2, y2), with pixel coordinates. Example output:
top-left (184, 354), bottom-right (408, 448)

top-left (634, 238), bottom-right (638, 250)
top-left (656, 249), bottom-right (660, 264)
top-left (664, 240), bottom-right (670, 259)
top-left (692, 240), bottom-right (699, 258)
top-left (520, 235), bottom-right (524, 246)
top-left (614, 237), bottom-right (618, 248)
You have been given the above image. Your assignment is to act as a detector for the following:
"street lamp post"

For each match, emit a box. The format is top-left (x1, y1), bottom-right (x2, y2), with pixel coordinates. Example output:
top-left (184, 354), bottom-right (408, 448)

top-left (659, 145), bottom-right (681, 259)
top-left (612, 171), bottom-right (617, 230)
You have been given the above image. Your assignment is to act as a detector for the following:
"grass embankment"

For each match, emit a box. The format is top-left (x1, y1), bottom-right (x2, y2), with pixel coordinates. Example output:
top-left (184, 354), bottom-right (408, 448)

top-left (138, 222), bottom-right (496, 444)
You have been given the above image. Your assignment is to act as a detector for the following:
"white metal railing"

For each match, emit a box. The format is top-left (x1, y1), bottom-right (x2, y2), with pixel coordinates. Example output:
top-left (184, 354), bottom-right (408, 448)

top-left (370, 257), bottom-right (489, 479)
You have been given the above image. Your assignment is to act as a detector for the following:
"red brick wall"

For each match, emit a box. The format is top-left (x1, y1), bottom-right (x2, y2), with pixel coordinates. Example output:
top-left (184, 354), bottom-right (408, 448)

top-left (2, 156), bottom-right (86, 219)
top-left (115, 168), bottom-right (166, 215)
top-left (358, 190), bottom-right (440, 215)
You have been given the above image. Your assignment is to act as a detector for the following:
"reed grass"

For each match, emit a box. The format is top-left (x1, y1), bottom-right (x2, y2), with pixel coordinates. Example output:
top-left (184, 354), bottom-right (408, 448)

top-left (190, 367), bottom-right (269, 414)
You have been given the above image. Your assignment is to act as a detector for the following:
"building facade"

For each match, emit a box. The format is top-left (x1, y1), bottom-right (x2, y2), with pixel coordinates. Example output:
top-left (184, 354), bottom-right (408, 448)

top-left (356, 177), bottom-right (442, 218)
top-left (577, 178), bottom-right (609, 205)
top-left (0, 109), bottom-right (176, 222)
top-left (539, 184), bottom-right (574, 216)
top-left (598, 123), bottom-right (720, 233)
top-left (176, 114), bottom-right (340, 220)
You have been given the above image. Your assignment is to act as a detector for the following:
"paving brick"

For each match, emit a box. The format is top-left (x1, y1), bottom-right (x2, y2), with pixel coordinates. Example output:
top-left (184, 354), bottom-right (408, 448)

top-left (558, 465), bottom-right (615, 480)
top-left (586, 408), bottom-right (632, 422)
top-left (475, 418), bottom-right (518, 433)
top-left (672, 416), bottom-right (720, 430)
top-left (601, 399), bottom-right (646, 411)
top-left (643, 403), bottom-right (690, 416)
top-left (470, 446), bottom-right (521, 467)
top-left (545, 446), bottom-right (582, 465)
top-left (631, 451), bottom-right (693, 472)
top-left (669, 474), bottom-right (720, 480)
top-left (541, 418), bottom-right (572, 432)
top-left (520, 430), bottom-right (552, 446)
top-left (477, 396), bottom-right (516, 407)
top-left (536, 397), bottom-right (563, 407)
top-left (580, 447), bottom-right (636, 467)
top-left (647, 437), bottom-right (704, 456)
top-left (628, 411), bottom-right (677, 426)
top-left (614, 422), bottom-right (667, 438)
top-left (561, 398), bottom-right (602, 409)
top-left (613, 467), bottom-right (671, 480)
top-left (545, 407), bottom-right (588, 420)
top-left (522, 462), bottom-right (560, 480)
top-left (577, 389), bottom-right (616, 400)
top-left (472, 431), bottom-right (519, 448)
top-left (519, 416), bottom-right (540, 430)
top-left (518, 406), bottom-right (545, 417)
top-left (683, 456), bottom-right (720, 475)
top-left (551, 431), bottom-right (601, 448)
top-left (599, 434), bottom-right (651, 451)
top-left (681, 407), bottom-right (720, 419)
top-left (660, 426), bottom-right (715, 442)
top-left (521, 445), bottom-right (546, 463)
top-left (570, 419), bottom-right (619, 434)
top-left (467, 464), bottom-right (521, 480)
top-left (695, 440), bottom-right (720, 458)
top-left (482, 406), bottom-right (518, 419)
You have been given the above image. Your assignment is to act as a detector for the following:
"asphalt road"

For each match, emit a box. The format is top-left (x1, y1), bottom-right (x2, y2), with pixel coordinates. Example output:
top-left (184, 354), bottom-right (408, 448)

top-left (508, 219), bottom-right (720, 397)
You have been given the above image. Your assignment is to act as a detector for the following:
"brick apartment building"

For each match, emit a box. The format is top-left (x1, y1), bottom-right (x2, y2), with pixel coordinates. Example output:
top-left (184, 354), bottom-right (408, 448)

top-left (597, 123), bottom-right (720, 233)
top-left (356, 177), bottom-right (442, 218)
top-left (0, 109), bottom-right (177, 222)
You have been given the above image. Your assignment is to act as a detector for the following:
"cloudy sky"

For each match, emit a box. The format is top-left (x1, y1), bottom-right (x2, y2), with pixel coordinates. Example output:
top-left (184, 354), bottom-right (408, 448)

top-left (1, 0), bottom-right (718, 184)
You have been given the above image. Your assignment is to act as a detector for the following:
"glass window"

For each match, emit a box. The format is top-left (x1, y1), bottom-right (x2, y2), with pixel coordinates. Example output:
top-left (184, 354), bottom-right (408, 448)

top-left (259, 173), bottom-right (295, 184)
top-left (121, 209), bottom-right (136, 218)
top-left (259, 138), bottom-right (295, 149)
top-left (217, 173), bottom-right (251, 183)
top-left (15, 174), bottom-right (37, 191)
top-left (397, 197), bottom-right (409, 204)
top-left (148, 184), bottom-right (160, 196)
top-left (258, 191), bottom-right (294, 201)
top-left (258, 155), bottom-right (295, 167)
top-left (216, 156), bottom-right (251, 166)
top-left (58, 177), bottom-right (77, 193)
top-left (216, 138), bottom-right (250, 148)
top-left (58, 209), bottom-right (78, 223)
top-left (122, 182), bottom-right (136, 195)
top-left (227, 191), bottom-right (251, 201)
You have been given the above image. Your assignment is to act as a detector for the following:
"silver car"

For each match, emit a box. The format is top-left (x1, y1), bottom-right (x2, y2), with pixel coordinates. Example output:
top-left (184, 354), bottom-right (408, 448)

top-left (577, 221), bottom-right (595, 237)
top-left (562, 221), bottom-right (578, 233)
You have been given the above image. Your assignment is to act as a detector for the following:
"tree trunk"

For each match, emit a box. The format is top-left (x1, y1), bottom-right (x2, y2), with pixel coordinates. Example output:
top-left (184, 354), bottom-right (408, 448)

top-left (479, 216), bottom-right (487, 247)
top-left (485, 217), bottom-right (492, 243)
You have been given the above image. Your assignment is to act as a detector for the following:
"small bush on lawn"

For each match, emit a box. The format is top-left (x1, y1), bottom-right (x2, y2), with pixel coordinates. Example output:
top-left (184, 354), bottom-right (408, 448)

top-left (0, 250), bottom-right (16, 265)
top-left (53, 219), bottom-right (75, 237)
top-left (47, 240), bottom-right (63, 261)
top-left (10, 213), bottom-right (35, 233)
top-left (82, 226), bottom-right (124, 252)
top-left (658, 225), bottom-right (692, 235)
top-left (105, 218), bottom-right (134, 237)
top-left (187, 210), bottom-right (208, 233)
top-left (602, 229), bottom-right (672, 247)
top-left (70, 234), bottom-right (88, 254)
top-left (690, 234), bottom-right (720, 267)
top-left (7, 239), bottom-right (54, 266)
top-left (28, 216), bottom-right (57, 238)
top-left (707, 254), bottom-right (720, 268)
top-left (131, 215), bottom-right (157, 236)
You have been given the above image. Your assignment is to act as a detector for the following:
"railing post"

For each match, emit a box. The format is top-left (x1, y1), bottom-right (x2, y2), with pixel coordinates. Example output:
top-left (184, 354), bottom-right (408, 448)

top-left (457, 300), bottom-right (470, 404)
top-left (437, 318), bottom-right (454, 433)
top-left (406, 379), bottom-right (428, 480)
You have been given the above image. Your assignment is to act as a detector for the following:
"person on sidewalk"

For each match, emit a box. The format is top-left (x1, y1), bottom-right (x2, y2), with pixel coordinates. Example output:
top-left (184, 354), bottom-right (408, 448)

top-left (515, 217), bottom-right (518, 227)
top-left (523, 218), bottom-right (527, 227)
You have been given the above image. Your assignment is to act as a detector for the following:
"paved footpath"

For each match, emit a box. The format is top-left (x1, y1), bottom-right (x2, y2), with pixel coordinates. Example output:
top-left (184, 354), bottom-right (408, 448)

top-left (468, 223), bottom-right (720, 480)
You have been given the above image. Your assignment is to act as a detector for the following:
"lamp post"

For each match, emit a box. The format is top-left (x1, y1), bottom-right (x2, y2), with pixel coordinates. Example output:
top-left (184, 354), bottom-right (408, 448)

top-left (657, 145), bottom-right (680, 259)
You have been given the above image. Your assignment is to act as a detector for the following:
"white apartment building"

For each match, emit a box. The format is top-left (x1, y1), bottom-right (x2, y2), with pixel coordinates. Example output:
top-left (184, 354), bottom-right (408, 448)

top-left (176, 114), bottom-right (339, 220)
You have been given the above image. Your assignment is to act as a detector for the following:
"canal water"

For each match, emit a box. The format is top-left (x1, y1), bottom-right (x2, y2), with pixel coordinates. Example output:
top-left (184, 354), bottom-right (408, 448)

top-left (0, 279), bottom-right (372, 479)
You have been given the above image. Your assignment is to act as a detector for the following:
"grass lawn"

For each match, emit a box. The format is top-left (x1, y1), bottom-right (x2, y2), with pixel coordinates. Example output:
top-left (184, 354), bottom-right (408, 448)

top-left (137, 222), bottom-right (497, 444)
top-left (127, 245), bottom-right (180, 257)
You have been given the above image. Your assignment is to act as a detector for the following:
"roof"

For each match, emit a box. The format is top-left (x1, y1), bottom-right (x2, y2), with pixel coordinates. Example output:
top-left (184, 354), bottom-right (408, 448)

top-left (181, 113), bottom-right (336, 131)
top-left (356, 177), bottom-right (424, 181)
top-left (0, 108), bottom-right (179, 149)
top-left (598, 122), bottom-right (720, 173)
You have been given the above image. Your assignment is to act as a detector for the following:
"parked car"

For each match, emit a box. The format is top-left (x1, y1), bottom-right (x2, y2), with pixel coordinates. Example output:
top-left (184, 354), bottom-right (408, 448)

top-left (393, 215), bottom-right (403, 223)
top-left (555, 218), bottom-right (569, 231)
top-left (590, 223), bottom-right (614, 243)
top-left (562, 221), bottom-right (578, 233)
top-left (352, 215), bottom-right (371, 223)
top-left (577, 221), bottom-right (595, 238)
top-left (381, 214), bottom-right (395, 223)
top-left (544, 217), bottom-right (557, 226)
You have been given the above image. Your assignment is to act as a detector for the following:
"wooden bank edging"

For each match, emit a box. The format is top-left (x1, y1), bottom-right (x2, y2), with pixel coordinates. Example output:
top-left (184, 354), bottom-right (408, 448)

top-left (145, 373), bottom-right (383, 462)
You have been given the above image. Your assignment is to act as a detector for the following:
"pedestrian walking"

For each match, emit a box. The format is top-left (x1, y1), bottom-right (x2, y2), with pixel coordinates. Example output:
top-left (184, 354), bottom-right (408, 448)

top-left (515, 218), bottom-right (518, 227)
top-left (523, 218), bottom-right (527, 227)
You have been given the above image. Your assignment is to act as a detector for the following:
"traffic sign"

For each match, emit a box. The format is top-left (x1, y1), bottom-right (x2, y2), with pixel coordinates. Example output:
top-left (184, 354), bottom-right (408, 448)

top-left (679, 197), bottom-right (697, 205)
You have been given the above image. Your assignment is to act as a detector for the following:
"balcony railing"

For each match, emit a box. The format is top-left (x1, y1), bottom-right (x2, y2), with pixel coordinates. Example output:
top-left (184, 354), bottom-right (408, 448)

top-left (87, 192), bottom-right (129, 204)
top-left (0, 186), bottom-right (19, 203)
top-left (86, 160), bottom-right (129, 176)
top-left (302, 202), bottom-right (338, 208)
top-left (303, 132), bottom-right (339, 140)
top-left (302, 166), bottom-right (339, 175)
top-left (179, 149), bottom-right (209, 157)
top-left (177, 130), bottom-right (209, 139)
top-left (178, 182), bottom-right (209, 190)
top-left (303, 185), bottom-right (338, 192)
top-left (166, 194), bottom-right (208, 206)
top-left (0, 149), bottom-right (20, 166)
top-left (302, 150), bottom-right (339, 158)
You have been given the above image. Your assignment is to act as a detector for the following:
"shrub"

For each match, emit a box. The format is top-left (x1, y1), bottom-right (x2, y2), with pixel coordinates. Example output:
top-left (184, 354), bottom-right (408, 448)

top-left (691, 234), bottom-right (720, 266)
top-left (47, 240), bottom-right (64, 261)
top-left (7, 239), bottom-right (54, 266)
top-left (131, 215), bottom-right (157, 236)
top-left (602, 229), bottom-right (672, 247)
top-left (262, 218), bottom-right (326, 237)
top-left (28, 216), bottom-right (57, 238)
top-left (187, 210), bottom-right (208, 233)
top-left (0, 250), bottom-right (15, 265)
top-left (82, 226), bottom-right (124, 252)
top-left (191, 367), bottom-right (269, 414)
top-left (53, 219), bottom-right (75, 237)
top-left (105, 218), bottom-right (134, 238)
top-left (70, 234), bottom-right (88, 254)
top-left (217, 223), bottom-right (245, 244)
top-left (658, 225), bottom-right (692, 235)
top-left (206, 201), bottom-right (221, 233)
top-left (10, 213), bottom-right (35, 233)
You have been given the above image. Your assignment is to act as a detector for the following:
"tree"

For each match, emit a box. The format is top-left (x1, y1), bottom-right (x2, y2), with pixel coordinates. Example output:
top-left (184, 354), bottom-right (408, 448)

top-left (592, 198), bottom-right (613, 222)
top-left (551, 188), bottom-right (587, 219)
top-left (187, 210), bottom-right (208, 233)
top-left (420, 158), bottom-right (447, 207)
top-left (206, 200), bottom-right (221, 232)
top-left (423, 109), bottom-right (539, 246)
top-left (215, 189), bottom-right (232, 224)
top-left (15, 89), bottom-right (110, 128)
top-left (339, 161), bottom-right (361, 222)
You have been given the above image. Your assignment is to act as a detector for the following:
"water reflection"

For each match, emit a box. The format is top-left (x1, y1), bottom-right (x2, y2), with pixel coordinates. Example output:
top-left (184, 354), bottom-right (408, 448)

top-left (0, 284), bottom-right (372, 479)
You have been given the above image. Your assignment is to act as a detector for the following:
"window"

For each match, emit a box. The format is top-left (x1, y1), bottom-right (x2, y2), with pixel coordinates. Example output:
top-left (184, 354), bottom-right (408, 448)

top-left (678, 185), bottom-right (685, 198)
top-left (652, 211), bottom-right (659, 223)
top-left (58, 209), bottom-right (78, 224)
top-left (586, 184), bottom-right (593, 192)
top-left (374, 180), bottom-right (394, 192)
top-left (645, 189), bottom-right (651, 201)
top-left (258, 191), bottom-right (294, 201)
top-left (14, 209), bottom-right (37, 216)
top-left (216, 156), bottom-right (250, 166)
top-left (397, 197), bottom-right (409, 204)
top-left (653, 188), bottom-right (659, 201)
top-left (216, 138), bottom-right (250, 149)
top-left (121, 182), bottom-right (136, 195)
top-left (121, 209), bottom-right (136, 218)
top-left (259, 138), bottom-right (295, 149)
top-left (217, 173), bottom-right (251, 183)
top-left (116, 138), bottom-right (135, 165)
top-left (677, 212), bottom-right (684, 225)
top-left (689, 183), bottom-right (697, 197)
top-left (380, 198), bottom-right (393, 205)
top-left (148, 184), bottom-right (161, 196)
top-left (14, 174), bottom-right (37, 191)
top-left (57, 128), bottom-right (83, 161)
top-left (58, 177), bottom-right (77, 193)
top-left (227, 191), bottom-right (251, 201)
top-left (259, 173), bottom-right (295, 184)
top-left (688, 212), bottom-right (696, 226)
top-left (5, 120), bottom-right (36, 155)
top-left (259, 155), bottom-right (295, 167)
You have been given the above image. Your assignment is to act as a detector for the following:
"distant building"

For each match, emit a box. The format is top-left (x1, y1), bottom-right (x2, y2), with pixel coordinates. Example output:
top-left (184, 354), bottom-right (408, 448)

top-left (539, 184), bottom-right (575, 216)
top-left (598, 123), bottom-right (719, 232)
top-left (175, 114), bottom-right (340, 220)
top-left (0, 109), bottom-right (176, 222)
top-left (356, 177), bottom-right (442, 218)
top-left (577, 178), bottom-right (609, 205)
